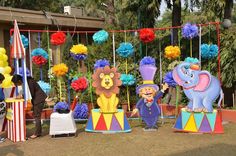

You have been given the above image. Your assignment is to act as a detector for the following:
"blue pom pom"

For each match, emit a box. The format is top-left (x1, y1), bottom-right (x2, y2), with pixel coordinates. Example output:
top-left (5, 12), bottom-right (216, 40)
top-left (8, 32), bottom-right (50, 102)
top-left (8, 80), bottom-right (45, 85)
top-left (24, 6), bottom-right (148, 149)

top-left (120, 74), bottom-right (136, 86)
top-left (16, 67), bottom-right (30, 77)
top-left (31, 48), bottom-right (49, 60)
top-left (140, 56), bottom-right (156, 66)
top-left (116, 42), bottom-right (134, 58)
top-left (182, 23), bottom-right (198, 39)
top-left (201, 44), bottom-right (218, 59)
top-left (93, 30), bottom-right (109, 44)
top-left (163, 71), bottom-right (177, 87)
top-left (94, 59), bottom-right (110, 70)
top-left (53, 102), bottom-right (69, 112)
top-left (37, 81), bottom-right (51, 95)
top-left (73, 103), bottom-right (88, 119)
top-left (10, 35), bottom-right (29, 48)
top-left (70, 53), bottom-right (87, 61)
top-left (184, 57), bottom-right (199, 64)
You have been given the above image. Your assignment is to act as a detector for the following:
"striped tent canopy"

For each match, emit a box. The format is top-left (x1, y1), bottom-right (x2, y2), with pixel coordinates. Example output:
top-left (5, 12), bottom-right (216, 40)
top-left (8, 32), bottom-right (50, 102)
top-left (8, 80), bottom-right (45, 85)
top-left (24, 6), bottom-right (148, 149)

top-left (10, 20), bottom-right (25, 59)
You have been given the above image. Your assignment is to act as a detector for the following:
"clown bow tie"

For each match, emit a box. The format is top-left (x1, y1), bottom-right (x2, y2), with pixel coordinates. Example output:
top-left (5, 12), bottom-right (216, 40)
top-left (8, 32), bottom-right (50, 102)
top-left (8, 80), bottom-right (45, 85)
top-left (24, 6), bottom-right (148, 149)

top-left (146, 99), bottom-right (153, 103)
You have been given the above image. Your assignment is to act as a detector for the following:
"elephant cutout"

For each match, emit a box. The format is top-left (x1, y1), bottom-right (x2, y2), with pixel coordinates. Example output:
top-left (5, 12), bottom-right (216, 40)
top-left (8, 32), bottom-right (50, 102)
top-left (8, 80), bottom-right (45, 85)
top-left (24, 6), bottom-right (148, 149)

top-left (173, 62), bottom-right (223, 112)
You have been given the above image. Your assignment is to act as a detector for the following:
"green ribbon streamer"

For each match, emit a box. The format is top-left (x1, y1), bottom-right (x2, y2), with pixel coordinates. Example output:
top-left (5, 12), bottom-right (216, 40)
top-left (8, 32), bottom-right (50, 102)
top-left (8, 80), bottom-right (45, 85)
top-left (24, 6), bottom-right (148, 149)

top-left (190, 39), bottom-right (192, 57)
top-left (175, 86), bottom-right (179, 117)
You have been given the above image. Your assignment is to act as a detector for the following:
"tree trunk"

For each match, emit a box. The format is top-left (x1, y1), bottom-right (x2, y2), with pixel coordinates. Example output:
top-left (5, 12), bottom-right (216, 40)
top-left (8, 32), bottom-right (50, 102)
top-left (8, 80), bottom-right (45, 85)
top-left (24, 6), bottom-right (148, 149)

top-left (224, 0), bottom-right (233, 19)
top-left (172, 0), bottom-right (181, 45)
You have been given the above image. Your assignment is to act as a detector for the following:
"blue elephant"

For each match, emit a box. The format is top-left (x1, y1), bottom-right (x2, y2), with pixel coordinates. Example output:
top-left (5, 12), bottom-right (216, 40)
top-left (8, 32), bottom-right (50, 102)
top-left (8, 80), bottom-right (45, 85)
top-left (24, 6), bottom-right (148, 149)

top-left (173, 62), bottom-right (223, 112)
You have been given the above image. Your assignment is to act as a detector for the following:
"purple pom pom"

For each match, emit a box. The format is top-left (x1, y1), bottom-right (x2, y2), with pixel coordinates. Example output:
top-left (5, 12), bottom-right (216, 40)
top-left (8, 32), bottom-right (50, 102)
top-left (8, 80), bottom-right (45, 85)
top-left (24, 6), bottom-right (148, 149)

top-left (70, 53), bottom-right (87, 61)
top-left (163, 71), bottom-right (177, 87)
top-left (182, 23), bottom-right (198, 39)
top-left (73, 103), bottom-right (88, 119)
top-left (53, 102), bottom-right (69, 112)
top-left (140, 56), bottom-right (155, 66)
top-left (94, 59), bottom-right (110, 70)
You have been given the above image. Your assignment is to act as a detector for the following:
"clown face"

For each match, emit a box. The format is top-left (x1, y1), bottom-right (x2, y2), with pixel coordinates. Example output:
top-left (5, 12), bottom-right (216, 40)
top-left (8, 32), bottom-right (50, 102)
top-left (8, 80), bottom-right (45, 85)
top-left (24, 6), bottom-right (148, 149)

top-left (139, 87), bottom-right (157, 100)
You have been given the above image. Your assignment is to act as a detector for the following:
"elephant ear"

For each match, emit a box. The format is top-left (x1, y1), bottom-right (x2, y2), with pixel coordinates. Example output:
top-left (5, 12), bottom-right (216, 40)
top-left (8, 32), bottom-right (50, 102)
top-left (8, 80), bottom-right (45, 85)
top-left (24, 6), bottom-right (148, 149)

top-left (194, 71), bottom-right (211, 92)
top-left (173, 68), bottom-right (183, 86)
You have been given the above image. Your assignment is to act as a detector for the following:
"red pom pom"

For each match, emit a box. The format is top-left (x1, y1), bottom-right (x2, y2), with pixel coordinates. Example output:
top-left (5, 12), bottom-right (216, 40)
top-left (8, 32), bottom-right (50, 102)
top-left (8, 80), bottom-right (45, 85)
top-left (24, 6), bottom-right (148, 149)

top-left (50, 31), bottom-right (66, 45)
top-left (139, 28), bottom-right (155, 43)
top-left (32, 56), bottom-right (48, 66)
top-left (71, 77), bottom-right (88, 92)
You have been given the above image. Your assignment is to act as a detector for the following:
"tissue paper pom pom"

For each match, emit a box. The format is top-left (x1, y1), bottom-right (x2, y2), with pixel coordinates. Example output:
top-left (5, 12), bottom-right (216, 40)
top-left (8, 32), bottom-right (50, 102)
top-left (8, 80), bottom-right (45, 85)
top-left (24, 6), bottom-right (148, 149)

top-left (53, 102), bottom-right (69, 112)
top-left (94, 59), bottom-right (110, 70)
top-left (201, 44), bottom-right (218, 59)
top-left (73, 103), bottom-right (88, 119)
top-left (70, 53), bottom-right (87, 61)
top-left (184, 57), bottom-right (199, 64)
top-left (37, 81), bottom-right (51, 95)
top-left (164, 46), bottom-right (181, 60)
top-left (120, 74), bottom-right (136, 86)
top-left (50, 31), bottom-right (66, 45)
top-left (1, 74), bottom-right (13, 88)
top-left (71, 77), bottom-right (88, 92)
top-left (140, 56), bottom-right (155, 66)
top-left (116, 42), bottom-right (134, 58)
top-left (31, 48), bottom-right (48, 60)
top-left (163, 71), bottom-right (177, 87)
top-left (0, 48), bottom-right (6, 54)
top-left (182, 23), bottom-right (198, 39)
top-left (139, 28), bottom-right (155, 43)
top-left (32, 56), bottom-right (48, 66)
top-left (16, 67), bottom-right (31, 77)
top-left (10, 35), bottom-right (29, 48)
top-left (93, 30), bottom-right (109, 44)
top-left (70, 44), bottom-right (88, 55)
top-left (52, 63), bottom-right (68, 77)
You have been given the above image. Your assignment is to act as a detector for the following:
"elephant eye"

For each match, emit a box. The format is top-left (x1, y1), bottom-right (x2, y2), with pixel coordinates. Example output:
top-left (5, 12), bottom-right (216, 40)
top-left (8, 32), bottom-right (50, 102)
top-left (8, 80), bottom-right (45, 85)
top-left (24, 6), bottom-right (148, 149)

top-left (184, 71), bottom-right (187, 75)
top-left (191, 74), bottom-right (194, 78)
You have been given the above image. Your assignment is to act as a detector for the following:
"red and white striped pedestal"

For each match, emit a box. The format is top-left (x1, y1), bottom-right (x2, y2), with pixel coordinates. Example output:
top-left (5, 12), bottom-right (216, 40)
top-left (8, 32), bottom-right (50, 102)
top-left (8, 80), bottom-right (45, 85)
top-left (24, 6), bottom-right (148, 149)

top-left (5, 98), bottom-right (26, 142)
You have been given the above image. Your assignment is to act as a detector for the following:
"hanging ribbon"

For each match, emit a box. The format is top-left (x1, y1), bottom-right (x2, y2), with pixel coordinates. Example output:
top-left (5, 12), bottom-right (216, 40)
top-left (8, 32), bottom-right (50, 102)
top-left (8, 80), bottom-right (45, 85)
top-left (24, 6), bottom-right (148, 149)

top-left (112, 32), bottom-right (116, 67)
top-left (38, 32), bottom-right (43, 80)
top-left (58, 77), bottom-right (62, 101)
top-left (125, 58), bottom-right (131, 111)
top-left (159, 39), bottom-right (162, 85)
top-left (190, 39), bottom-right (193, 57)
top-left (68, 78), bottom-right (71, 105)
top-left (46, 28), bottom-right (52, 85)
top-left (175, 86), bottom-right (179, 117)
top-left (28, 30), bottom-right (33, 76)
top-left (199, 26), bottom-right (202, 69)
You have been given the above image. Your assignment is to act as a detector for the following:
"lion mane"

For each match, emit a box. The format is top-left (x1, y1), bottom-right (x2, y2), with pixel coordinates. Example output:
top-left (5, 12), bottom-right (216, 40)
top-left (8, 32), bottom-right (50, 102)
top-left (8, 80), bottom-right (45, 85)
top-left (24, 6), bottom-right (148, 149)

top-left (92, 66), bottom-right (122, 97)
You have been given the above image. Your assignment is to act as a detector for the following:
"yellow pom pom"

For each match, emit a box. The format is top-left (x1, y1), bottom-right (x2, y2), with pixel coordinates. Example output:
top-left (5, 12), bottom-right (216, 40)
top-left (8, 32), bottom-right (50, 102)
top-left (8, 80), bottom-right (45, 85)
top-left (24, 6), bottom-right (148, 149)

top-left (2, 54), bottom-right (8, 62)
top-left (4, 66), bottom-right (12, 74)
top-left (0, 61), bottom-right (4, 67)
top-left (52, 63), bottom-right (68, 77)
top-left (164, 46), bottom-right (181, 60)
top-left (70, 44), bottom-right (88, 55)
top-left (0, 47), bottom-right (6, 54)
top-left (1, 74), bottom-right (13, 88)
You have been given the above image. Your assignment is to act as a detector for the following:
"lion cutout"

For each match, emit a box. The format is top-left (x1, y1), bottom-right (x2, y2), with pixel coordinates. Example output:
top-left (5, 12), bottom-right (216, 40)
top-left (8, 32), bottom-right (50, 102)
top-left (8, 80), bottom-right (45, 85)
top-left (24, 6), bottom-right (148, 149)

top-left (92, 66), bottom-right (122, 113)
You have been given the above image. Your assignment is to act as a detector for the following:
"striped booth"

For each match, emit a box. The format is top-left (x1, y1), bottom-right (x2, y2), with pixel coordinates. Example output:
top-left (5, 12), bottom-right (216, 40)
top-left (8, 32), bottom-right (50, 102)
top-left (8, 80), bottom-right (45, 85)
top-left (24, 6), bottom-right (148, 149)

top-left (5, 98), bottom-right (26, 142)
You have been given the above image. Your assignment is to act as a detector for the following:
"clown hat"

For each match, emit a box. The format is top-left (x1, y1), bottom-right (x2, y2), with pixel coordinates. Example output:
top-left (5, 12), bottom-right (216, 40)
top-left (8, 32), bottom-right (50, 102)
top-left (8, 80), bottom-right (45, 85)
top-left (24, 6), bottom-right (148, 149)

top-left (136, 57), bottom-right (159, 94)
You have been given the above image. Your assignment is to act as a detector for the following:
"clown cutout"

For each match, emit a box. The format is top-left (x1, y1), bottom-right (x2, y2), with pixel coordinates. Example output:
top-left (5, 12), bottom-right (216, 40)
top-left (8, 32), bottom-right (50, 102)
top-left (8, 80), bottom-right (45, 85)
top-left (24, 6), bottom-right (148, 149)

top-left (132, 57), bottom-right (168, 131)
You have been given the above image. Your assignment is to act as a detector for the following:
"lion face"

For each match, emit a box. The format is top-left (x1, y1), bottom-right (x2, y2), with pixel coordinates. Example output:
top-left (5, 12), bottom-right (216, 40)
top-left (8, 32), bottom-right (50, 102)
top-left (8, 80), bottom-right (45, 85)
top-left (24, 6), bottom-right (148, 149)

top-left (92, 66), bottom-right (122, 97)
top-left (100, 73), bottom-right (114, 89)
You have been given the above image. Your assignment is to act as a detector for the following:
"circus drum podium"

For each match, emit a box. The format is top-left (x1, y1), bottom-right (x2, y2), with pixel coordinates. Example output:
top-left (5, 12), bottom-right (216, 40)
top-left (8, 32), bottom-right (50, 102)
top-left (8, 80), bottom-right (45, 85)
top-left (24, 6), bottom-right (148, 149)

top-left (85, 65), bottom-right (131, 133)
top-left (173, 108), bottom-right (224, 134)
top-left (5, 98), bottom-right (26, 142)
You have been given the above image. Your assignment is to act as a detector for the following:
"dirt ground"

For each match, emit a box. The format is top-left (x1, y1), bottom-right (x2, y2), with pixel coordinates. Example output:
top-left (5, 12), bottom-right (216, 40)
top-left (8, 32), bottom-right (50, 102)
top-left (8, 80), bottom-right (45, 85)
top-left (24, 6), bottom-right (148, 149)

top-left (0, 119), bottom-right (236, 156)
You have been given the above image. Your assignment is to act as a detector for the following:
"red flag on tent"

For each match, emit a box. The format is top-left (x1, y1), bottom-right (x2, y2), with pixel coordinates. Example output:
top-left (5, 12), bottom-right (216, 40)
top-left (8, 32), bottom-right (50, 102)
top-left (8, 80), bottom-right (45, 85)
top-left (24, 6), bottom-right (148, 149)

top-left (10, 20), bottom-right (25, 59)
